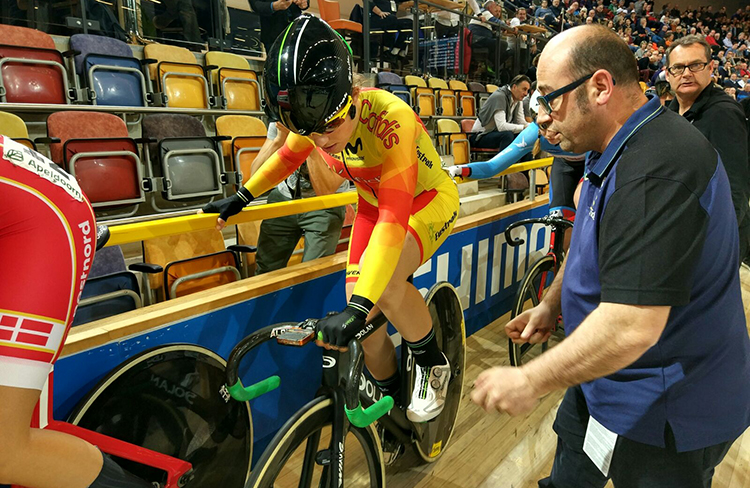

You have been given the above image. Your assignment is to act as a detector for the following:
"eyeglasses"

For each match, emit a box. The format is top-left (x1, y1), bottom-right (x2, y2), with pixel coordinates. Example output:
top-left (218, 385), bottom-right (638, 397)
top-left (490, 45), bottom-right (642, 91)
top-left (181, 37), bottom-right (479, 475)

top-left (316, 96), bottom-right (353, 135)
top-left (666, 62), bottom-right (709, 76)
top-left (537, 73), bottom-right (598, 114)
top-left (278, 95), bottom-right (353, 136)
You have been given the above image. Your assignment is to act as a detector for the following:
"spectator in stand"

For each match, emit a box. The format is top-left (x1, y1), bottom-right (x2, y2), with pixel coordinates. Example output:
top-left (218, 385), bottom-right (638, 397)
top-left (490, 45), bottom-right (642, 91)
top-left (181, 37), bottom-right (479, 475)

top-left (725, 86), bottom-right (737, 100)
top-left (469, 74), bottom-right (531, 150)
top-left (535, 0), bottom-right (559, 28)
top-left (468, 0), bottom-right (510, 76)
top-left (724, 72), bottom-right (742, 89)
top-left (249, 0), bottom-right (308, 53)
top-left (724, 31), bottom-right (734, 49)
top-left (666, 35), bottom-right (750, 264)
top-left (369, 0), bottom-right (413, 65)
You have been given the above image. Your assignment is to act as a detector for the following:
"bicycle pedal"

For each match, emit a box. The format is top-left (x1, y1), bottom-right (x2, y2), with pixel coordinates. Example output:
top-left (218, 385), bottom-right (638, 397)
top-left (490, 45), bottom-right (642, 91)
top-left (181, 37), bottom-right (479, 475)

top-left (315, 449), bottom-right (332, 466)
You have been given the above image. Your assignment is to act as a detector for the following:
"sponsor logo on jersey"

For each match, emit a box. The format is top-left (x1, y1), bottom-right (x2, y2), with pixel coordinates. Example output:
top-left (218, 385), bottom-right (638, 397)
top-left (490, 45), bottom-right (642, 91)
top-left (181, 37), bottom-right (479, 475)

top-left (416, 148), bottom-right (433, 169)
top-left (359, 99), bottom-right (400, 149)
top-left (2, 137), bottom-right (84, 202)
top-left (431, 210), bottom-right (458, 242)
top-left (345, 138), bottom-right (363, 155)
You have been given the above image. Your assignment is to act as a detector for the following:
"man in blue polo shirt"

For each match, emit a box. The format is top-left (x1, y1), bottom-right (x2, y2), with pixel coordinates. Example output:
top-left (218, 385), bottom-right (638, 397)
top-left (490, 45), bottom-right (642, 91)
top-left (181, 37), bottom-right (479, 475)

top-left (471, 24), bottom-right (750, 487)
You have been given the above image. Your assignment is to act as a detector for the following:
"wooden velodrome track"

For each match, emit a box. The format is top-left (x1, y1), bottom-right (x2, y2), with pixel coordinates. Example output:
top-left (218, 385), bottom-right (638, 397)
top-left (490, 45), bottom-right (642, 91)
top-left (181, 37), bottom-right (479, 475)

top-left (269, 270), bottom-right (750, 488)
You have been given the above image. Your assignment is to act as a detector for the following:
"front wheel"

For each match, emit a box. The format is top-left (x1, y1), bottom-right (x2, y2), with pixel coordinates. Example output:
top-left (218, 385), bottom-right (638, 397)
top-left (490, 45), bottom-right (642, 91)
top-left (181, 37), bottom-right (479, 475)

top-left (509, 255), bottom-right (558, 367)
top-left (247, 396), bottom-right (385, 488)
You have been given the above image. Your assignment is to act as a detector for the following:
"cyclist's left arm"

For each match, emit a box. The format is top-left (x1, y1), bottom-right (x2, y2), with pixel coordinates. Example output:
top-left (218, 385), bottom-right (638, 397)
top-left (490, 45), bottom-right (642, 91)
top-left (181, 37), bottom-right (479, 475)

top-left (349, 108), bottom-right (419, 312)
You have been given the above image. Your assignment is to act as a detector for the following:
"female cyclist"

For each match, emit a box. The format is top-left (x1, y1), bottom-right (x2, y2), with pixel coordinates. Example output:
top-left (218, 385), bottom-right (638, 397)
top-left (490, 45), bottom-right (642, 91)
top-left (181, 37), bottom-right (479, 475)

top-left (0, 137), bottom-right (151, 488)
top-left (202, 15), bottom-right (460, 422)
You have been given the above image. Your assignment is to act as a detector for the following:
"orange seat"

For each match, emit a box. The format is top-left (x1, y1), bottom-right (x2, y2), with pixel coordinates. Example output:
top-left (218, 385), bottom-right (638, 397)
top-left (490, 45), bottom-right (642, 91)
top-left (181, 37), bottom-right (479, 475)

top-left (139, 229), bottom-right (250, 302)
top-left (144, 43), bottom-right (211, 109)
top-left (319, 0), bottom-right (363, 33)
top-left (215, 115), bottom-right (267, 186)
top-left (436, 119), bottom-right (469, 165)
top-left (449, 80), bottom-right (476, 117)
top-left (205, 52), bottom-right (262, 111)
top-left (405, 75), bottom-right (436, 116)
top-left (428, 77), bottom-right (457, 116)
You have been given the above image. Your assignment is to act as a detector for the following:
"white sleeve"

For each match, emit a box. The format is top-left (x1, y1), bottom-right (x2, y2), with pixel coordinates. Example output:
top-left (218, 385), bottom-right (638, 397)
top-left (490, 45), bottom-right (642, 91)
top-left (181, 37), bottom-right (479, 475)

top-left (493, 110), bottom-right (526, 133)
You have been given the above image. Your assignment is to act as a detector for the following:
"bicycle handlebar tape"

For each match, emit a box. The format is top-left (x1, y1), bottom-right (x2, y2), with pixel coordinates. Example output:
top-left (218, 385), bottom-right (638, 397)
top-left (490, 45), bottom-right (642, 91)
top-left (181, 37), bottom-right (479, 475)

top-left (227, 376), bottom-right (281, 402)
top-left (345, 396), bottom-right (395, 428)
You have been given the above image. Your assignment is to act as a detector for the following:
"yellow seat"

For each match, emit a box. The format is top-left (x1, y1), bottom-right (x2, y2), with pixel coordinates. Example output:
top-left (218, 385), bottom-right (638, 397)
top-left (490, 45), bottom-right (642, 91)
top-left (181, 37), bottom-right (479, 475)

top-left (436, 119), bottom-right (469, 165)
top-left (534, 168), bottom-right (549, 194)
top-left (405, 75), bottom-right (436, 116)
top-left (0, 112), bottom-right (35, 149)
top-left (215, 115), bottom-right (267, 187)
top-left (143, 43), bottom-right (210, 109)
top-left (448, 80), bottom-right (476, 117)
top-left (141, 229), bottom-right (245, 301)
top-left (486, 83), bottom-right (499, 93)
top-left (205, 51), bottom-right (261, 111)
top-left (428, 77), bottom-right (457, 116)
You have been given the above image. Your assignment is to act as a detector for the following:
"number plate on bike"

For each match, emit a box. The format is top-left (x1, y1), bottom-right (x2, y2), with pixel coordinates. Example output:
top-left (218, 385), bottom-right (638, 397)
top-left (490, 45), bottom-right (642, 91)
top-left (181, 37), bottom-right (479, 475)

top-left (276, 327), bottom-right (315, 346)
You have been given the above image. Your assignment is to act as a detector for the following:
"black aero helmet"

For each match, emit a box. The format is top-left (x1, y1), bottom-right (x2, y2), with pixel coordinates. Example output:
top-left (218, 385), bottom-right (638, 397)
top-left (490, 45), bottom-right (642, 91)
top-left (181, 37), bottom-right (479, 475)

top-left (263, 15), bottom-right (354, 135)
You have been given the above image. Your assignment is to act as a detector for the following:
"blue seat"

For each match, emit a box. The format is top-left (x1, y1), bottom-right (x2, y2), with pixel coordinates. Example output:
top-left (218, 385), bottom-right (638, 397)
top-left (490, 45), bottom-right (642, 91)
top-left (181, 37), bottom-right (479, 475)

top-left (376, 71), bottom-right (412, 106)
top-left (73, 246), bottom-right (142, 326)
top-left (70, 34), bottom-right (148, 107)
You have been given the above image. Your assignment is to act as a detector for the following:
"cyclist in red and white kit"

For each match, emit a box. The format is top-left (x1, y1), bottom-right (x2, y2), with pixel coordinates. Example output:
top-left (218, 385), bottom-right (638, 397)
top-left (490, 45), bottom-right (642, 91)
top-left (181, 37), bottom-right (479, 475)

top-left (0, 136), bottom-right (151, 488)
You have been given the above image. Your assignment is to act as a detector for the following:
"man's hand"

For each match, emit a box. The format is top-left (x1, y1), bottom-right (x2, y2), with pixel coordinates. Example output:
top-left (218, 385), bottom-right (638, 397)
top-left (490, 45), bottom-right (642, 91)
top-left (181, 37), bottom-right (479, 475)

top-left (272, 0), bottom-right (292, 11)
top-left (373, 7), bottom-right (389, 18)
top-left (471, 366), bottom-right (539, 415)
top-left (505, 301), bottom-right (557, 345)
top-left (293, 0), bottom-right (308, 8)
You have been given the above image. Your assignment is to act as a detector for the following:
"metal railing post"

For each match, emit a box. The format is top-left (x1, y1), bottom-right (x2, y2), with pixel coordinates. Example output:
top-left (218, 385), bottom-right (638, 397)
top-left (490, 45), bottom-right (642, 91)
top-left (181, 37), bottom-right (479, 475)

top-left (363, 0), bottom-right (371, 73)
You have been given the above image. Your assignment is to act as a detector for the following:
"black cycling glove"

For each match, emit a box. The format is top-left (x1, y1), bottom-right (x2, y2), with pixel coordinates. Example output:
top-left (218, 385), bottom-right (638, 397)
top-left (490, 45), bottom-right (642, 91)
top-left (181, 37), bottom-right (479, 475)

top-left (316, 296), bottom-right (374, 347)
top-left (201, 187), bottom-right (255, 222)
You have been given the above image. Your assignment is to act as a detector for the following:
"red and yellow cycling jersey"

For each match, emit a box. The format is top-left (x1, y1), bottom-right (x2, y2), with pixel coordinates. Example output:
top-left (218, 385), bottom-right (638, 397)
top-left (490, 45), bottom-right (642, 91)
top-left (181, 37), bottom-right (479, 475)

top-left (244, 88), bottom-right (459, 306)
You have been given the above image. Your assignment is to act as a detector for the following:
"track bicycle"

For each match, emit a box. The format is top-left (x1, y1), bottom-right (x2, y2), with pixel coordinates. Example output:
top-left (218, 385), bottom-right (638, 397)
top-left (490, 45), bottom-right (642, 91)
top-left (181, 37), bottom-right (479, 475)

top-left (504, 215), bottom-right (574, 366)
top-left (223, 281), bottom-right (466, 488)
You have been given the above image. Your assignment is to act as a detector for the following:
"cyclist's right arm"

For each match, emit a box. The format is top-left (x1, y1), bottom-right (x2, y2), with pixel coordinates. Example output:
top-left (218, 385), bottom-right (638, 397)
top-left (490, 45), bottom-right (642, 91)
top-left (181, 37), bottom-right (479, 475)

top-left (244, 132), bottom-right (315, 197)
top-left (451, 122), bottom-right (539, 179)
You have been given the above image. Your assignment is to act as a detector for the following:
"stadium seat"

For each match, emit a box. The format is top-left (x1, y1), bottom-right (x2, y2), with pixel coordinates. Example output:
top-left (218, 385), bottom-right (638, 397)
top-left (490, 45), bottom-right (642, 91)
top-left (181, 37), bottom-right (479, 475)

top-left (486, 83), bottom-right (499, 93)
top-left (468, 81), bottom-right (490, 109)
top-left (215, 115), bottom-right (267, 187)
top-left (376, 71), bottom-right (411, 106)
top-left (73, 246), bottom-right (142, 326)
top-left (0, 111), bottom-right (36, 149)
top-left (69, 34), bottom-right (149, 107)
top-left (404, 75), bottom-right (436, 117)
top-left (435, 119), bottom-right (470, 165)
top-left (461, 118), bottom-right (497, 161)
top-left (428, 77), bottom-right (457, 116)
top-left (0, 25), bottom-right (71, 104)
top-left (449, 79), bottom-right (476, 117)
top-left (205, 51), bottom-right (261, 111)
top-left (143, 43), bottom-right (212, 109)
top-left (134, 229), bottom-right (255, 301)
top-left (141, 114), bottom-right (229, 212)
top-left (46, 111), bottom-right (145, 219)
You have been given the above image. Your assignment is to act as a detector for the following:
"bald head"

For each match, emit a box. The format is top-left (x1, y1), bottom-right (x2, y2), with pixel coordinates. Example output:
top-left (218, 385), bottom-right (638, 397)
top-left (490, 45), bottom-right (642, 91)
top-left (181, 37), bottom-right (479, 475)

top-left (540, 25), bottom-right (640, 89)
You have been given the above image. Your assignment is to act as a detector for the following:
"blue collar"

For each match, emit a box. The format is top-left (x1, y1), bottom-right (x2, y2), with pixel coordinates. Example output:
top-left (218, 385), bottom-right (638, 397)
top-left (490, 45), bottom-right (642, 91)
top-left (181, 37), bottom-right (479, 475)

top-left (586, 95), bottom-right (663, 184)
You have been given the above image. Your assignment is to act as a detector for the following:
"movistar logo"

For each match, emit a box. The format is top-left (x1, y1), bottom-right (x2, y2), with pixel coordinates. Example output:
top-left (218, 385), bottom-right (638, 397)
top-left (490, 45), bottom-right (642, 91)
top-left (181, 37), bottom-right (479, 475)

top-left (346, 138), bottom-right (363, 154)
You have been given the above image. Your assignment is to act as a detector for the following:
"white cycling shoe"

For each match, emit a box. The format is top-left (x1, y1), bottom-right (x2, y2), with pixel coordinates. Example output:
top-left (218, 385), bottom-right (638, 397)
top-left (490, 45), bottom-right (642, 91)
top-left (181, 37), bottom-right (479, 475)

top-left (406, 354), bottom-right (451, 423)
